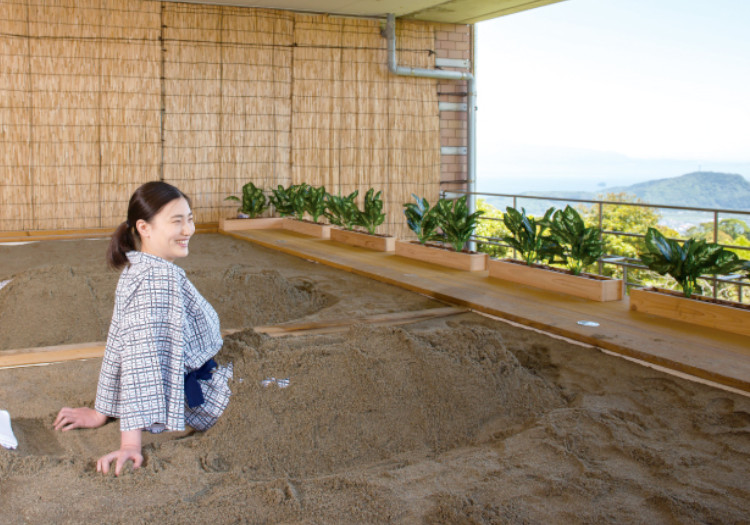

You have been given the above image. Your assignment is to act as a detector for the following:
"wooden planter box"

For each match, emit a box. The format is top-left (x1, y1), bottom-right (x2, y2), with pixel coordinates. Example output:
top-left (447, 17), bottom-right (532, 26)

top-left (488, 259), bottom-right (622, 302)
top-left (219, 217), bottom-right (284, 232)
top-left (330, 228), bottom-right (396, 252)
top-left (282, 218), bottom-right (331, 239)
top-left (630, 287), bottom-right (750, 337)
top-left (395, 241), bottom-right (488, 272)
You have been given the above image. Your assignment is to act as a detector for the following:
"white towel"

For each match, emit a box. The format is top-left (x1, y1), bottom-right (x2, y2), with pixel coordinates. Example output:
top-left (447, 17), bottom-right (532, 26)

top-left (0, 410), bottom-right (18, 450)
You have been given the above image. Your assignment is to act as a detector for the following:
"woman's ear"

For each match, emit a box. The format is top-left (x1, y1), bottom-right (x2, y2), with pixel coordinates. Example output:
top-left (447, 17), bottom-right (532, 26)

top-left (135, 219), bottom-right (150, 239)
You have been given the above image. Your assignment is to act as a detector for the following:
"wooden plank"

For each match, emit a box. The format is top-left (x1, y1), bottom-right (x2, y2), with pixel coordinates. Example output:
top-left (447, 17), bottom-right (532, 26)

top-left (395, 240), bottom-right (487, 271)
top-left (282, 218), bottom-right (331, 239)
top-left (0, 326), bottom-right (238, 369)
top-left (219, 217), bottom-right (284, 232)
top-left (255, 306), bottom-right (467, 337)
top-left (330, 228), bottom-right (396, 252)
top-left (488, 258), bottom-right (623, 302)
top-left (0, 342), bottom-right (106, 369)
top-left (0, 223), bottom-right (218, 243)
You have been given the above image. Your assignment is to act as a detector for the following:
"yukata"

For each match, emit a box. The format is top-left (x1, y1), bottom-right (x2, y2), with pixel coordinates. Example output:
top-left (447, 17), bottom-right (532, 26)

top-left (95, 251), bottom-right (232, 433)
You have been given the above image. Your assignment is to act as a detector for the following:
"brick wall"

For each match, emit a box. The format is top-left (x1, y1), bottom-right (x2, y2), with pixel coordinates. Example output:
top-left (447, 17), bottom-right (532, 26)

top-left (434, 24), bottom-right (473, 194)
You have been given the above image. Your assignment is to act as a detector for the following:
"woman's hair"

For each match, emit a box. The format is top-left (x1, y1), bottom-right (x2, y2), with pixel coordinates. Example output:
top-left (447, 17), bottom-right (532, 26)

top-left (107, 181), bottom-right (191, 270)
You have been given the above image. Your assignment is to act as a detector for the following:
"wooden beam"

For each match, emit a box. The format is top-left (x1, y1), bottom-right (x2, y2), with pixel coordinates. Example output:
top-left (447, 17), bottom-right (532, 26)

top-left (0, 342), bottom-right (106, 369)
top-left (255, 306), bottom-right (467, 337)
top-left (0, 223), bottom-right (218, 243)
top-left (0, 308), bottom-right (466, 369)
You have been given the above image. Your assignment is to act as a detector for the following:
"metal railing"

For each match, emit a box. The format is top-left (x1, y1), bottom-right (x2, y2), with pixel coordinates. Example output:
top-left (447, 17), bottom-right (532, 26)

top-left (441, 189), bottom-right (750, 302)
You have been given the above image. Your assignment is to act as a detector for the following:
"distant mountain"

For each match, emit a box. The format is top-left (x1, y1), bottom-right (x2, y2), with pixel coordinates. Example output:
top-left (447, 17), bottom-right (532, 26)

top-left (605, 172), bottom-right (750, 210)
top-left (521, 172), bottom-right (750, 210)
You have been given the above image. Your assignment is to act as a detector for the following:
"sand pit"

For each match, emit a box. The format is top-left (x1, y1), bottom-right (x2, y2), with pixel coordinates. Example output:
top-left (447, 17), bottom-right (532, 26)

top-left (1, 234), bottom-right (749, 523)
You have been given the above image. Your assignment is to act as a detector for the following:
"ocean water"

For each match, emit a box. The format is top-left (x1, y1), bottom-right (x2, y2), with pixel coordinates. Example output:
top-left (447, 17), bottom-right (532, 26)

top-left (473, 185), bottom-right (750, 236)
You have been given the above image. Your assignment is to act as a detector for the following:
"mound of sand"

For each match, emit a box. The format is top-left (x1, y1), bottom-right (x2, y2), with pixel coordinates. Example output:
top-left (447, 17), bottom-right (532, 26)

top-left (192, 324), bottom-right (564, 479)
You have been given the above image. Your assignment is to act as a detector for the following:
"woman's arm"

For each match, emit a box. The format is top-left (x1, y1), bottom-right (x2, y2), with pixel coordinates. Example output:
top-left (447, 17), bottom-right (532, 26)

top-left (53, 407), bottom-right (108, 431)
top-left (96, 429), bottom-right (143, 476)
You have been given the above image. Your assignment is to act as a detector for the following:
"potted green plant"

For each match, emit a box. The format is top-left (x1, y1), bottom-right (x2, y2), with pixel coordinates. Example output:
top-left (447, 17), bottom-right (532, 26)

top-left (266, 183), bottom-right (331, 238)
top-left (396, 195), bottom-right (488, 272)
top-left (402, 194), bottom-right (440, 245)
top-left (487, 206), bottom-right (622, 301)
top-left (548, 205), bottom-right (605, 276)
top-left (500, 206), bottom-right (557, 265)
top-left (630, 228), bottom-right (749, 336)
top-left (288, 183), bottom-right (310, 222)
top-left (430, 195), bottom-right (483, 252)
top-left (269, 184), bottom-right (296, 218)
top-left (355, 188), bottom-right (386, 235)
top-left (305, 185), bottom-right (328, 224)
top-left (219, 182), bottom-right (283, 232)
top-left (330, 188), bottom-right (396, 252)
top-left (324, 191), bottom-right (359, 230)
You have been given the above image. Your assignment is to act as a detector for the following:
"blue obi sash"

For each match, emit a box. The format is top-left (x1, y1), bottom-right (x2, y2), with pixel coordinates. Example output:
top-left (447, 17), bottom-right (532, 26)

top-left (184, 359), bottom-right (217, 408)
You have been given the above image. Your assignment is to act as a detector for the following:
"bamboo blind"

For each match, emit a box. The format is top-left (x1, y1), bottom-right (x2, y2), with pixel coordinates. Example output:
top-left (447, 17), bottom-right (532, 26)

top-left (292, 15), bottom-right (440, 236)
top-left (162, 4), bottom-right (293, 222)
top-left (1, 1), bottom-right (442, 237)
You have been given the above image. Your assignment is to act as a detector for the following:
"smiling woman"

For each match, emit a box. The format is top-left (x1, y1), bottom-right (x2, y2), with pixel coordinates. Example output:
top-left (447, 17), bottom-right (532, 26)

top-left (107, 182), bottom-right (194, 269)
top-left (55, 181), bottom-right (233, 476)
top-left (137, 197), bottom-right (195, 263)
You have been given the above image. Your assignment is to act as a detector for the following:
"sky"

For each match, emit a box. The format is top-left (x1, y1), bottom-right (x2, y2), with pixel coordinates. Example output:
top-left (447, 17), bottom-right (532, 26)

top-left (475, 0), bottom-right (750, 194)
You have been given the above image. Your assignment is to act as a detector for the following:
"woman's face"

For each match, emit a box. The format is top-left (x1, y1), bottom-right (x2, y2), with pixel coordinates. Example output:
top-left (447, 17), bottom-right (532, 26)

top-left (136, 197), bottom-right (195, 262)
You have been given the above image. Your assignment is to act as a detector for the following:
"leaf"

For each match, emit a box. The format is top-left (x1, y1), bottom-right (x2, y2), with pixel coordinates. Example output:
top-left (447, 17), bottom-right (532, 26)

top-left (304, 185), bottom-right (327, 223)
top-left (502, 206), bottom-right (557, 264)
top-left (403, 194), bottom-right (438, 243)
top-left (354, 188), bottom-right (386, 234)
top-left (640, 228), bottom-right (745, 298)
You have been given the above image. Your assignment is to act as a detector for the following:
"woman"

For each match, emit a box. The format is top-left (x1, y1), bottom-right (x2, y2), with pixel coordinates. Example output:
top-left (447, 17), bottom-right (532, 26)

top-left (54, 181), bottom-right (232, 476)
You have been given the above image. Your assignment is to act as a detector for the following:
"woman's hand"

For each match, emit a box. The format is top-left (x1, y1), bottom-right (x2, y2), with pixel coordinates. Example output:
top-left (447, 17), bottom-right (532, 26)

top-left (97, 429), bottom-right (143, 476)
top-left (97, 447), bottom-right (143, 476)
top-left (53, 407), bottom-right (108, 431)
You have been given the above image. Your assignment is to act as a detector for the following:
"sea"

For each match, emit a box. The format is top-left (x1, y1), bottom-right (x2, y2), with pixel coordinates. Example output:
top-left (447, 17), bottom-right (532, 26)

top-left (472, 175), bottom-right (748, 235)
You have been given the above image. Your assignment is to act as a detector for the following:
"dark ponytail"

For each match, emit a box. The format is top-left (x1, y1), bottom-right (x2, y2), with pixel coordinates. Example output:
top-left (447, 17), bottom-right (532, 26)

top-left (107, 181), bottom-right (191, 270)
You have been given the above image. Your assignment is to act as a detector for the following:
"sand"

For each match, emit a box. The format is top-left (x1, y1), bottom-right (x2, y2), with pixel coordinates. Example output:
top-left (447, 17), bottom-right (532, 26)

top-left (1, 234), bottom-right (749, 524)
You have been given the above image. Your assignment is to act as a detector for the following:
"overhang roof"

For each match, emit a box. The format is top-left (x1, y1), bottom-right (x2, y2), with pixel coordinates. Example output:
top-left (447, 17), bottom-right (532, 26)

top-left (169, 0), bottom-right (565, 24)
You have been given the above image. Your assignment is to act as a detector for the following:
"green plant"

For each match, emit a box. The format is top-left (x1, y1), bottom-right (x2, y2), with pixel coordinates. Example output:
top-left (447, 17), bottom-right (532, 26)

top-left (289, 183), bottom-right (310, 221)
top-left (403, 194), bottom-right (439, 244)
top-left (354, 188), bottom-right (386, 235)
top-left (431, 196), bottom-right (483, 252)
top-left (224, 182), bottom-right (268, 218)
top-left (639, 227), bottom-right (744, 299)
top-left (269, 184), bottom-right (295, 217)
top-left (304, 185), bottom-right (327, 223)
top-left (325, 190), bottom-right (359, 230)
top-left (548, 205), bottom-right (605, 275)
top-left (501, 207), bottom-right (557, 265)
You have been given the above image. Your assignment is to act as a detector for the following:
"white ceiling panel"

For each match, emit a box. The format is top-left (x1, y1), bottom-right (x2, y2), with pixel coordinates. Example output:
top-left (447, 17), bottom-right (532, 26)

top-left (163, 0), bottom-right (565, 23)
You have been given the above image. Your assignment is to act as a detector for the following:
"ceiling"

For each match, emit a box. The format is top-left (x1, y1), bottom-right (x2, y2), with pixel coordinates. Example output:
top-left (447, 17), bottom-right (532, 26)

top-left (169, 0), bottom-right (566, 24)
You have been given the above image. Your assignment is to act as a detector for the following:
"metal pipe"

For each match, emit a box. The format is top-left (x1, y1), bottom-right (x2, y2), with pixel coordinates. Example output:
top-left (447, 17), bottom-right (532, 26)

top-left (385, 13), bottom-right (477, 249)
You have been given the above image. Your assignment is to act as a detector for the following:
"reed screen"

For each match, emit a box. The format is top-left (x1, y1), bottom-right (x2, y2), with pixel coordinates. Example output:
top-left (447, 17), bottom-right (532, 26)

top-left (1, 1), bottom-right (442, 237)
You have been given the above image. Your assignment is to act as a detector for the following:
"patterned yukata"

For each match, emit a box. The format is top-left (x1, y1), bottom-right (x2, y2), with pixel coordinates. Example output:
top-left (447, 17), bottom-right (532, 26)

top-left (95, 251), bottom-right (232, 433)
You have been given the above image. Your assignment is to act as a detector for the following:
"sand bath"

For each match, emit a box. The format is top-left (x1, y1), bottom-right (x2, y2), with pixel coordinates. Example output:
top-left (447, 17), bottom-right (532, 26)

top-left (1, 234), bottom-right (749, 524)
